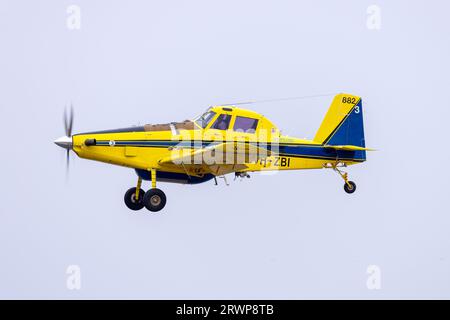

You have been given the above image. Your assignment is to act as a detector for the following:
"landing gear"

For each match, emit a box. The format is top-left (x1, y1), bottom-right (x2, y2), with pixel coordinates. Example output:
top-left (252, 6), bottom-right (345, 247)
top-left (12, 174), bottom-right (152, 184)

top-left (124, 187), bottom-right (145, 210)
top-left (344, 181), bottom-right (356, 194)
top-left (143, 188), bottom-right (166, 212)
top-left (124, 169), bottom-right (167, 212)
top-left (124, 177), bottom-right (145, 210)
top-left (327, 162), bottom-right (357, 194)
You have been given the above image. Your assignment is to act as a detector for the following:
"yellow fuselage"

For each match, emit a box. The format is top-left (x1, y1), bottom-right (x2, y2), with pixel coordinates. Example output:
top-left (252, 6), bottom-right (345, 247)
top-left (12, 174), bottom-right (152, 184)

top-left (72, 103), bottom-right (364, 180)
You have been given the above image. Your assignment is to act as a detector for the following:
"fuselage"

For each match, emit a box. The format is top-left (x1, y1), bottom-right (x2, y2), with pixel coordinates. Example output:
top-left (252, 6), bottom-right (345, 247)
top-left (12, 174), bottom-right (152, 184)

top-left (70, 105), bottom-right (365, 184)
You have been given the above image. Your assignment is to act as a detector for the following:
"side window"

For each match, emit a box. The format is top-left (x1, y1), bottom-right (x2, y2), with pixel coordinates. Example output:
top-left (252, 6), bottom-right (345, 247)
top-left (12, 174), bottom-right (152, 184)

top-left (211, 114), bottom-right (232, 130)
top-left (233, 116), bottom-right (258, 133)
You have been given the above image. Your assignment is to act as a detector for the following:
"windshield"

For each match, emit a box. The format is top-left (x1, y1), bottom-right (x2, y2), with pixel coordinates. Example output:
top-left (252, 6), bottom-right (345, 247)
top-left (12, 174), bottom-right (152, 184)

top-left (194, 110), bottom-right (216, 129)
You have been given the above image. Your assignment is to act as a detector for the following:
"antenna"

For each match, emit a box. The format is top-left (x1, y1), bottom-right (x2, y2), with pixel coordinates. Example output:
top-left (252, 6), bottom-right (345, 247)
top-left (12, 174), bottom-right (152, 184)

top-left (219, 93), bottom-right (335, 106)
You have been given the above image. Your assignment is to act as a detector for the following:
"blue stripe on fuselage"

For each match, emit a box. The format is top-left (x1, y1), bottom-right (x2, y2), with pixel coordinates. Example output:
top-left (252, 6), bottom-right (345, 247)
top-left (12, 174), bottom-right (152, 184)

top-left (93, 140), bottom-right (366, 161)
top-left (276, 144), bottom-right (365, 161)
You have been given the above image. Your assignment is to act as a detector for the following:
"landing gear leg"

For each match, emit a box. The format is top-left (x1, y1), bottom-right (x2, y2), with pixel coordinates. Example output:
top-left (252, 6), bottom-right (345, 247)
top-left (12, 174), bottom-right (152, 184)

top-left (332, 164), bottom-right (356, 194)
top-left (124, 177), bottom-right (145, 210)
top-left (143, 168), bottom-right (167, 212)
top-left (151, 168), bottom-right (156, 189)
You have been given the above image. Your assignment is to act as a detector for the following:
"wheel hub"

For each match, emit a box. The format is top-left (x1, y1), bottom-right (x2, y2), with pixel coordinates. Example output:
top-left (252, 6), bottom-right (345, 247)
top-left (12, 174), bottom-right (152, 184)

top-left (150, 195), bottom-right (161, 206)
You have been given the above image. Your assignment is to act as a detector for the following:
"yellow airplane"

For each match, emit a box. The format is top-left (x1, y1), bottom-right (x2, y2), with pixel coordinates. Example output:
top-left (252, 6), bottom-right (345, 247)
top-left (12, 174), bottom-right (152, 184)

top-left (55, 93), bottom-right (372, 212)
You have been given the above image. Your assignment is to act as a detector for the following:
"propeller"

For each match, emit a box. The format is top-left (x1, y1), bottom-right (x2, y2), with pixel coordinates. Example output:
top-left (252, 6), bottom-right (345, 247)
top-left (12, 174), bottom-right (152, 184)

top-left (55, 104), bottom-right (75, 174)
top-left (64, 104), bottom-right (74, 137)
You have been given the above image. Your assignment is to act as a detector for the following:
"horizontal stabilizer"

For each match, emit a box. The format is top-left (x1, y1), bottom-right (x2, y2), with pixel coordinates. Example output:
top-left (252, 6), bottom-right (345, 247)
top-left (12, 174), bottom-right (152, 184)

top-left (324, 145), bottom-right (375, 151)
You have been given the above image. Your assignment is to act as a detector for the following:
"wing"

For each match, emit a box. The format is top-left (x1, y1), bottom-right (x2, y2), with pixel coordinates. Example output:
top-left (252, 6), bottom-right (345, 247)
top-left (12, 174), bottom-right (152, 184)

top-left (158, 141), bottom-right (271, 176)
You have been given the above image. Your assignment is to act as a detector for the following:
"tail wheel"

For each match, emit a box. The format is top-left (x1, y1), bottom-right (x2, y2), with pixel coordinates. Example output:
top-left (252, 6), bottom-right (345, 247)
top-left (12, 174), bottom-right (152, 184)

top-left (143, 188), bottom-right (167, 212)
top-left (344, 181), bottom-right (356, 194)
top-left (124, 187), bottom-right (145, 210)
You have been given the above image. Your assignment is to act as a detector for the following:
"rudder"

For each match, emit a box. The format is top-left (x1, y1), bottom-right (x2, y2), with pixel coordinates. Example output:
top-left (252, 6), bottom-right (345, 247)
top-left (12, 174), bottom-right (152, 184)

top-left (314, 93), bottom-right (366, 148)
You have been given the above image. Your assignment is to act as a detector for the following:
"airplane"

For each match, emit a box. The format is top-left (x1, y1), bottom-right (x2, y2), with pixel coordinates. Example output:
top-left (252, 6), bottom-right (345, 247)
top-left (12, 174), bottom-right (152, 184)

top-left (54, 93), bottom-right (372, 212)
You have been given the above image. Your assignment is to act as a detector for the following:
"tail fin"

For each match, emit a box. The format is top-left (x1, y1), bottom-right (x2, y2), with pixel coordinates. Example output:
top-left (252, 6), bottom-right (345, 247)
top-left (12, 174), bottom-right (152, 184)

top-left (314, 93), bottom-right (366, 148)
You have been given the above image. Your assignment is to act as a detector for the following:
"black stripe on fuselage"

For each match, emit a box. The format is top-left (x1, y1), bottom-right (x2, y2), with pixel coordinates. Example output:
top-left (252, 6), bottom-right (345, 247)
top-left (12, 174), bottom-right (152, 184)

top-left (76, 126), bottom-right (146, 135)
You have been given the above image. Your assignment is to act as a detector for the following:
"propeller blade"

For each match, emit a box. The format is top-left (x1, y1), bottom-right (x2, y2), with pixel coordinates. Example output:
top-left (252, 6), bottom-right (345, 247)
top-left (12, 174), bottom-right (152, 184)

top-left (63, 104), bottom-right (74, 137)
top-left (66, 149), bottom-right (70, 176)
top-left (68, 104), bottom-right (74, 137)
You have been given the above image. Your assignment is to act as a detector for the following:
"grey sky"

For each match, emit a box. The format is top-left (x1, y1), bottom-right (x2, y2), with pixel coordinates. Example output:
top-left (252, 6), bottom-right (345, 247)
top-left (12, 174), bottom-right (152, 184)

top-left (0, 0), bottom-right (449, 299)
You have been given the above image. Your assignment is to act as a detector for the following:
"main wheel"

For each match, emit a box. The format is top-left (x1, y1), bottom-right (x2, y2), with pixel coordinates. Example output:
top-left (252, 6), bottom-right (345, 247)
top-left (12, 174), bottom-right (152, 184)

top-left (143, 188), bottom-right (166, 212)
top-left (344, 181), bottom-right (356, 194)
top-left (124, 187), bottom-right (145, 210)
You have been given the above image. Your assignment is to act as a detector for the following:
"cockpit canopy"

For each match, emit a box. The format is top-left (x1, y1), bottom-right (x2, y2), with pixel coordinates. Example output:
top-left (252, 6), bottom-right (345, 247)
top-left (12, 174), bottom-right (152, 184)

top-left (193, 106), bottom-right (279, 135)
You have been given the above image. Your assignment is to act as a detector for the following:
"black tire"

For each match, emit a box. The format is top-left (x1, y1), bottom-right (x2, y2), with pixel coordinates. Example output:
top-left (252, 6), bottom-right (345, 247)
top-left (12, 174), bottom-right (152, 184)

top-left (143, 188), bottom-right (166, 212)
top-left (344, 181), bottom-right (356, 194)
top-left (124, 187), bottom-right (145, 210)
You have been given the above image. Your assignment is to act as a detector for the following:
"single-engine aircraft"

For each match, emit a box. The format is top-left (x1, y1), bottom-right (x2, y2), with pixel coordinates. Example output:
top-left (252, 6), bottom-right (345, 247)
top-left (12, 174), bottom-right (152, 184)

top-left (54, 93), bottom-right (372, 212)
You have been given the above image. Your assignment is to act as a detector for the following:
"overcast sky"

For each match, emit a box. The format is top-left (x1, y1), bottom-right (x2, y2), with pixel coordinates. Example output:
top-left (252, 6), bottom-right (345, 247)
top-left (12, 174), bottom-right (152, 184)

top-left (1, 0), bottom-right (449, 299)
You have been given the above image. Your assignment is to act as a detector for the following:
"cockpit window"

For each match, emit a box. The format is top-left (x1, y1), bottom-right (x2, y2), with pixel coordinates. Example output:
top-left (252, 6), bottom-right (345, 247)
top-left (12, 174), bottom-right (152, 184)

top-left (233, 116), bottom-right (258, 133)
top-left (194, 111), bottom-right (216, 129)
top-left (211, 114), bottom-right (232, 130)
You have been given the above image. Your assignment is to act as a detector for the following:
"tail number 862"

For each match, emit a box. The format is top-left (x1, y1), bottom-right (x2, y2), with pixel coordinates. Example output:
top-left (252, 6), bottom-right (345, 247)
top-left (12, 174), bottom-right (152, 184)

top-left (258, 156), bottom-right (291, 167)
